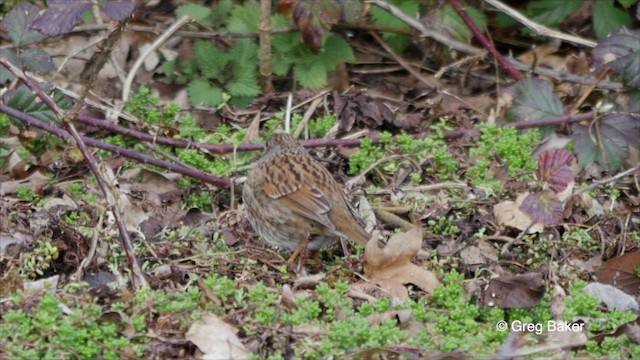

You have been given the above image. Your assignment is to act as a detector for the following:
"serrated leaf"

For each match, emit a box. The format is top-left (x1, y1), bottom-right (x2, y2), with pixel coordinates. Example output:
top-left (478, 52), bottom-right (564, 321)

top-left (3, 85), bottom-right (59, 122)
top-left (103, 0), bottom-right (135, 21)
top-left (176, 3), bottom-right (212, 24)
top-left (2, 3), bottom-right (45, 46)
top-left (436, 5), bottom-right (486, 43)
top-left (211, 0), bottom-right (234, 26)
top-left (593, 0), bottom-right (633, 39)
top-left (520, 191), bottom-right (564, 225)
top-left (505, 78), bottom-right (563, 137)
top-left (193, 40), bottom-right (228, 80)
top-left (0, 50), bottom-right (21, 83)
top-left (228, 2), bottom-right (261, 32)
top-left (572, 113), bottom-right (640, 171)
top-left (319, 34), bottom-right (355, 69)
top-left (291, 0), bottom-right (344, 53)
top-left (295, 62), bottom-right (327, 89)
top-left (592, 29), bottom-right (640, 88)
top-left (227, 67), bottom-right (260, 97)
top-left (371, 0), bottom-right (414, 52)
top-left (537, 149), bottom-right (575, 193)
top-left (525, 0), bottom-right (583, 27)
top-left (231, 39), bottom-right (259, 64)
top-left (21, 49), bottom-right (54, 74)
top-left (188, 79), bottom-right (224, 107)
top-left (30, 0), bottom-right (92, 37)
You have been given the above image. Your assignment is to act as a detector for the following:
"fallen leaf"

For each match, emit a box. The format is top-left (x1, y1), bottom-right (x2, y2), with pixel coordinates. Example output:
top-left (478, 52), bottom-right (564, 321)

top-left (597, 252), bottom-right (640, 295)
top-left (186, 313), bottom-right (249, 359)
top-left (494, 193), bottom-right (544, 233)
top-left (362, 227), bottom-right (440, 301)
top-left (482, 272), bottom-right (545, 309)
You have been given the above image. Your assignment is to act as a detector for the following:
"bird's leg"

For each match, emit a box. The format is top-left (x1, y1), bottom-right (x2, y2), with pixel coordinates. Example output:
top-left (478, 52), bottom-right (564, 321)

top-left (287, 236), bottom-right (309, 270)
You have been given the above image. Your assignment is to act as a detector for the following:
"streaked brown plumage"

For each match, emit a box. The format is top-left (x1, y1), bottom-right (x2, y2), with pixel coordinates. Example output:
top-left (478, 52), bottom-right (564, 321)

top-left (242, 133), bottom-right (370, 254)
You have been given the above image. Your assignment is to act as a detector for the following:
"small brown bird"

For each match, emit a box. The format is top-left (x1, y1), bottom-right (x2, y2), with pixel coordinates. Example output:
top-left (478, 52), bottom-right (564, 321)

top-left (243, 133), bottom-right (370, 260)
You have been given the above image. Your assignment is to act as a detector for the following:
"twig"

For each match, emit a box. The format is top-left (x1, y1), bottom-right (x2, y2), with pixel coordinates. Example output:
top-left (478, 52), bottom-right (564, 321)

top-left (370, 0), bottom-right (622, 91)
top-left (369, 31), bottom-right (441, 89)
top-left (484, 0), bottom-right (597, 47)
top-left (351, 182), bottom-right (469, 196)
top-left (573, 165), bottom-right (640, 196)
top-left (122, 15), bottom-right (192, 102)
top-left (0, 105), bottom-right (230, 187)
top-left (448, 0), bottom-right (522, 81)
top-left (259, 0), bottom-right (274, 94)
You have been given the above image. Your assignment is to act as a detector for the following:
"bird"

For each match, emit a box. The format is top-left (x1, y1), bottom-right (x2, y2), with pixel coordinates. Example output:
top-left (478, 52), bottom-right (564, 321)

top-left (242, 132), bottom-right (370, 262)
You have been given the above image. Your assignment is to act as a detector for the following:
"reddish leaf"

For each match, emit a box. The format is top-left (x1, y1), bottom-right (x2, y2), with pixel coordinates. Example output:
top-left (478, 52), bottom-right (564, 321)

top-left (592, 29), bottom-right (640, 88)
top-left (598, 252), bottom-right (640, 295)
top-left (288, 0), bottom-right (362, 53)
top-left (482, 272), bottom-right (545, 309)
top-left (103, 0), bottom-right (135, 21)
top-left (537, 149), bottom-right (575, 193)
top-left (30, 0), bottom-right (92, 37)
top-left (519, 191), bottom-right (564, 225)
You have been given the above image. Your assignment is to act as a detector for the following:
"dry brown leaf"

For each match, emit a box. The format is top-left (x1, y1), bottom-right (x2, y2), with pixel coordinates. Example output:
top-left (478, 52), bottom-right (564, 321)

top-left (597, 252), bottom-right (640, 295)
top-left (482, 272), bottom-right (545, 309)
top-left (363, 227), bottom-right (440, 301)
top-left (186, 313), bottom-right (249, 359)
top-left (494, 193), bottom-right (544, 233)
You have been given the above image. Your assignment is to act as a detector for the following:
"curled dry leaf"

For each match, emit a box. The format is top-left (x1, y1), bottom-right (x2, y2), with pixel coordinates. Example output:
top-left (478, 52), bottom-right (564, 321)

top-left (494, 193), bottom-right (544, 233)
top-left (186, 313), bottom-right (249, 360)
top-left (280, 284), bottom-right (298, 310)
top-left (362, 227), bottom-right (440, 301)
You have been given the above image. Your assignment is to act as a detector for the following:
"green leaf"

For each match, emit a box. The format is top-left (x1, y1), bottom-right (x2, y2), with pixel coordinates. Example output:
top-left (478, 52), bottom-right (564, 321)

top-left (295, 62), bottom-right (327, 89)
top-left (229, 65), bottom-right (260, 97)
top-left (617, 0), bottom-right (638, 8)
top-left (176, 4), bottom-right (212, 25)
top-left (525, 0), bottom-right (583, 27)
top-left (504, 78), bottom-right (564, 138)
top-left (438, 5), bottom-right (487, 43)
top-left (572, 113), bottom-right (640, 171)
top-left (231, 39), bottom-right (259, 64)
top-left (2, 3), bottom-right (45, 46)
top-left (0, 50), bottom-right (21, 83)
top-left (188, 79), bottom-right (224, 107)
top-left (228, 2), bottom-right (261, 32)
top-left (320, 35), bottom-right (355, 68)
top-left (211, 0), bottom-right (234, 26)
top-left (21, 49), bottom-right (54, 74)
top-left (272, 33), bottom-right (300, 76)
top-left (193, 40), bottom-right (228, 80)
top-left (593, 0), bottom-right (633, 39)
top-left (4, 86), bottom-right (61, 122)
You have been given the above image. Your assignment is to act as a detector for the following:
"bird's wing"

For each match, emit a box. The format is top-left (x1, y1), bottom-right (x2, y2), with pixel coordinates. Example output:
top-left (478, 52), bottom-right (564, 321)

top-left (259, 155), bottom-right (335, 230)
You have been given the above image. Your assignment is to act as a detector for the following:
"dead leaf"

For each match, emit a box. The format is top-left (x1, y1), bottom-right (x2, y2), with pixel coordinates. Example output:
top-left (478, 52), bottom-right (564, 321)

top-left (460, 240), bottom-right (498, 268)
top-left (597, 252), bottom-right (640, 295)
top-left (186, 313), bottom-right (249, 359)
top-left (362, 227), bottom-right (440, 301)
top-left (482, 272), bottom-right (545, 309)
top-left (280, 284), bottom-right (298, 310)
top-left (494, 193), bottom-right (544, 233)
